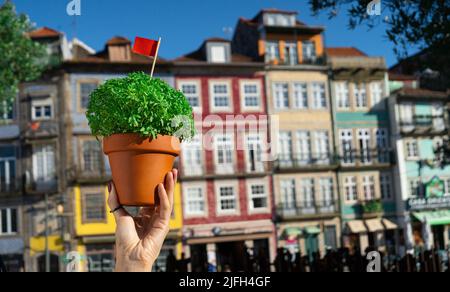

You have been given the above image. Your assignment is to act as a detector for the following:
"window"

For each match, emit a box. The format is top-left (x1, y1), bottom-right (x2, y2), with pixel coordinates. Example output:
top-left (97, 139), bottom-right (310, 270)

top-left (182, 136), bottom-right (203, 176)
top-left (354, 83), bottom-right (367, 109)
top-left (406, 140), bottom-right (419, 159)
top-left (185, 187), bottom-right (205, 216)
top-left (293, 83), bottom-right (308, 109)
top-left (210, 45), bottom-right (226, 63)
top-left (340, 130), bottom-right (354, 164)
top-left (218, 186), bottom-right (237, 213)
top-left (358, 129), bottom-right (372, 164)
top-left (80, 82), bottom-right (98, 110)
top-left (266, 41), bottom-right (280, 62)
top-left (284, 42), bottom-right (298, 65)
top-left (370, 82), bottom-right (383, 106)
top-left (246, 134), bottom-right (264, 172)
top-left (273, 83), bottom-right (289, 109)
top-left (33, 144), bottom-right (55, 182)
top-left (296, 131), bottom-right (311, 165)
top-left (312, 83), bottom-right (326, 109)
top-left (0, 146), bottom-right (16, 192)
top-left (215, 135), bottom-right (234, 173)
top-left (362, 176), bottom-right (376, 201)
top-left (380, 174), bottom-right (392, 200)
top-left (32, 104), bottom-right (52, 120)
top-left (375, 129), bottom-right (389, 163)
top-left (302, 41), bottom-right (316, 62)
top-left (0, 101), bottom-right (13, 120)
top-left (444, 178), bottom-right (450, 195)
top-left (315, 131), bottom-right (330, 164)
top-left (279, 131), bottom-right (293, 164)
top-left (83, 193), bottom-right (106, 221)
top-left (82, 140), bottom-right (101, 172)
top-left (400, 103), bottom-right (414, 129)
top-left (0, 208), bottom-right (18, 235)
top-left (242, 82), bottom-right (261, 109)
top-left (432, 103), bottom-right (445, 131)
top-left (300, 178), bottom-right (315, 208)
top-left (180, 82), bottom-right (200, 109)
top-left (281, 179), bottom-right (296, 209)
top-left (249, 184), bottom-right (268, 210)
top-left (409, 179), bottom-right (421, 198)
top-left (336, 82), bottom-right (350, 109)
top-left (324, 226), bottom-right (337, 250)
top-left (344, 176), bottom-right (357, 202)
top-left (211, 83), bottom-right (231, 110)
top-left (319, 178), bottom-right (334, 206)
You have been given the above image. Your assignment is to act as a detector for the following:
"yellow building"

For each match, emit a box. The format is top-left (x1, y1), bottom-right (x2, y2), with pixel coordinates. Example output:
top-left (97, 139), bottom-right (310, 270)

top-left (71, 183), bottom-right (183, 272)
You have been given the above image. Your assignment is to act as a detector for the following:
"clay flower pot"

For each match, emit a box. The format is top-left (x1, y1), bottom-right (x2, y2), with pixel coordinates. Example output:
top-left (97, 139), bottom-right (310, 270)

top-left (103, 134), bottom-right (181, 206)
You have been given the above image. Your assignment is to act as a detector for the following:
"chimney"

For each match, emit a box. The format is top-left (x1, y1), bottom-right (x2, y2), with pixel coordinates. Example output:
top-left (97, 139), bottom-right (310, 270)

top-left (106, 36), bottom-right (131, 61)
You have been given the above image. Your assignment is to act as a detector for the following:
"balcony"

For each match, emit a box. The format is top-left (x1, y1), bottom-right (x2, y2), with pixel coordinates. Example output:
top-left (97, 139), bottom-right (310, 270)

top-left (0, 178), bottom-right (23, 195)
top-left (268, 56), bottom-right (326, 67)
top-left (400, 115), bottom-right (447, 136)
top-left (22, 120), bottom-right (59, 140)
top-left (362, 199), bottom-right (383, 219)
top-left (67, 166), bottom-right (111, 184)
top-left (340, 149), bottom-right (393, 168)
top-left (276, 200), bottom-right (339, 220)
top-left (274, 153), bottom-right (338, 172)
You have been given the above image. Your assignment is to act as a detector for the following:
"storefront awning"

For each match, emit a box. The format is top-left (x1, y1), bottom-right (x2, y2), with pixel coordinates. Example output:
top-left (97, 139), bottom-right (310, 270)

top-left (365, 219), bottom-right (384, 232)
top-left (304, 226), bottom-right (321, 235)
top-left (382, 219), bottom-right (398, 230)
top-left (282, 227), bottom-right (303, 238)
top-left (0, 238), bottom-right (24, 254)
top-left (413, 210), bottom-right (450, 226)
top-left (347, 220), bottom-right (367, 234)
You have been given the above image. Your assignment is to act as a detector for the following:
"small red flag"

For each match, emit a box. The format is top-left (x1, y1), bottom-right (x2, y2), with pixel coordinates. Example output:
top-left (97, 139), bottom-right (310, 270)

top-left (132, 37), bottom-right (159, 57)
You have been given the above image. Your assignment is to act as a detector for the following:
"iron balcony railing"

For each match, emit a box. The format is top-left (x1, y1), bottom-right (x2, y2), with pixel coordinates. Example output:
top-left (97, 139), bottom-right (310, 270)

top-left (276, 200), bottom-right (338, 218)
top-left (275, 153), bottom-right (339, 170)
top-left (339, 148), bottom-right (393, 166)
top-left (400, 115), bottom-right (447, 133)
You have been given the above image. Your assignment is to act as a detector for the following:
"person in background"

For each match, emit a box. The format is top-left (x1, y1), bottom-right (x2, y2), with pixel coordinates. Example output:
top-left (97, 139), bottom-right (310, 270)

top-left (165, 249), bottom-right (177, 272)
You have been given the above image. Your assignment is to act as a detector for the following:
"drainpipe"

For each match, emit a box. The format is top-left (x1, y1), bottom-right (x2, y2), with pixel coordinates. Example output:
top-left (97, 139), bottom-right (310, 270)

top-left (44, 192), bottom-right (50, 272)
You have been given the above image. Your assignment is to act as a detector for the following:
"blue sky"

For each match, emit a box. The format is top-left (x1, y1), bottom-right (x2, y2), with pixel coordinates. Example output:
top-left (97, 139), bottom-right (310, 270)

top-left (12, 0), bottom-right (418, 66)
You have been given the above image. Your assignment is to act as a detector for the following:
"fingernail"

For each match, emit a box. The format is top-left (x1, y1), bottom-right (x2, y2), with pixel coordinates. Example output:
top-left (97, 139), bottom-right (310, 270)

top-left (108, 182), bottom-right (112, 193)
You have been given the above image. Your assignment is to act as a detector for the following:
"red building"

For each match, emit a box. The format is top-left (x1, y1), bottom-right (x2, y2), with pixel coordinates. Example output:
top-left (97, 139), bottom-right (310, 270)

top-left (174, 38), bottom-right (276, 272)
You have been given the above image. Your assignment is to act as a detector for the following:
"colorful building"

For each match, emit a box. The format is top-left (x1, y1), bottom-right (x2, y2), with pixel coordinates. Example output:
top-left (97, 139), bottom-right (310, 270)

top-left (233, 9), bottom-right (340, 258)
top-left (174, 36), bottom-right (275, 272)
top-left (327, 47), bottom-right (398, 254)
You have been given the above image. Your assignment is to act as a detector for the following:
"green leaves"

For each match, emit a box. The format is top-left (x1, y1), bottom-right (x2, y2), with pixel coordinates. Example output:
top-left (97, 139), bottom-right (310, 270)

top-left (0, 1), bottom-right (47, 115)
top-left (86, 72), bottom-right (195, 141)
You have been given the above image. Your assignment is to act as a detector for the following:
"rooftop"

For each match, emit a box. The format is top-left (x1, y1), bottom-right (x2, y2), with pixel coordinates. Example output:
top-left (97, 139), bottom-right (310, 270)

top-left (28, 27), bottom-right (61, 39)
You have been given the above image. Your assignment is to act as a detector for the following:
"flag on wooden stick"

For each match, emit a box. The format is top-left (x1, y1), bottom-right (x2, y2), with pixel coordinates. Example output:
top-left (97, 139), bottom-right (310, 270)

top-left (132, 36), bottom-right (161, 78)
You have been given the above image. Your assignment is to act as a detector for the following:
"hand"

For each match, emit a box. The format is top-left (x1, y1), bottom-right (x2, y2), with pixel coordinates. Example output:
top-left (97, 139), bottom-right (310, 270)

top-left (108, 169), bottom-right (178, 272)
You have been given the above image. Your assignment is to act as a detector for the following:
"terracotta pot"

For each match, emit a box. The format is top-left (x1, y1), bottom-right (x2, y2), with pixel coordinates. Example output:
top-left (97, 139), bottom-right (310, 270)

top-left (103, 134), bottom-right (181, 206)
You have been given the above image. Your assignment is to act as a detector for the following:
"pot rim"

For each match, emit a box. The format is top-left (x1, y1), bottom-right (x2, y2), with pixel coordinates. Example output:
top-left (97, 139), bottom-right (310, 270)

top-left (103, 133), bottom-right (181, 156)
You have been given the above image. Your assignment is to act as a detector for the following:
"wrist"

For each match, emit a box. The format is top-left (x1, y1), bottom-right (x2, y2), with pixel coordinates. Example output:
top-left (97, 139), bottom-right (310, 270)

top-left (115, 258), bottom-right (153, 272)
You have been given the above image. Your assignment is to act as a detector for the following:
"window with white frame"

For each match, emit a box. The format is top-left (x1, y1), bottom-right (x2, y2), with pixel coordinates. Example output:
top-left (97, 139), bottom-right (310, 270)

top-left (380, 173), bottom-right (392, 200)
top-left (83, 193), bottom-right (106, 221)
top-left (336, 82), bottom-right (350, 109)
top-left (249, 184), bottom-right (268, 210)
top-left (80, 82), bottom-right (98, 110)
top-left (284, 41), bottom-right (298, 65)
top-left (266, 41), bottom-right (280, 62)
top-left (242, 82), bottom-right (261, 109)
top-left (0, 146), bottom-right (16, 192)
top-left (319, 178), bottom-right (334, 206)
top-left (312, 83), bottom-right (326, 109)
top-left (281, 179), bottom-right (296, 209)
top-left (406, 140), bottom-right (419, 159)
top-left (0, 208), bottom-right (18, 235)
top-left (182, 136), bottom-right (203, 176)
top-left (370, 82), bottom-right (383, 106)
top-left (293, 83), bottom-right (308, 109)
top-left (82, 140), bottom-right (102, 172)
top-left (399, 103), bottom-right (414, 128)
top-left (315, 131), bottom-right (330, 164)
top-left (340, 130), bottom-right (354, 164)
top-left (218, 186), bottom-right (237, 213)
top-left (32, 97), bottom-right (52, 120)
top-left (33, 144), bottom-right (55, 182)
top-left (215, 134), bottom-right (234, 173)
top-left (432, 103), bottom-right (445, 132)
top-left (358, 129), bottom-right (372, 164)
top-left (354, 83), bottom-right (367, 109)
top-left (375, 129), bottom-right (389, 163)
top-left (296, 131), bottom-right (311, 165)
top-left (273, 83), bottom-right (289, 109)
top-left (211, 82), bottom-right (231, 110)
top-left (300, 178), bottom-right (315, 208)
top-left (184, 187), bottom-right (205, 216)
top-left (279, 131), bottom-right (293, 164)
top-left (302, 41), bottom-right (316, 62)
top-left (246, 134), bottom-right (264, 172)
top-left (0, 101), bottom-right (13, 120)
top-left (210, 45), bottom-right (226, 63)
top-left (362, 175), bottom-right (376, 201)
top-left (344, 176), bottom-right (357, 202)
top-left (180, 82), bottom-right (200, 109)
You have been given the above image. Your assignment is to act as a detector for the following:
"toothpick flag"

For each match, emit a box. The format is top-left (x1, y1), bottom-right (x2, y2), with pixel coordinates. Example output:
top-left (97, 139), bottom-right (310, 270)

top-left (132, 36), bottom-right (161, 78)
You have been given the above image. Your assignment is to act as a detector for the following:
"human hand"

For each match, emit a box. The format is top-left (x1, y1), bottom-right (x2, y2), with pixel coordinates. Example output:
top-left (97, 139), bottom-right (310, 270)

top-left (108, 169), bottom-right (178, 272)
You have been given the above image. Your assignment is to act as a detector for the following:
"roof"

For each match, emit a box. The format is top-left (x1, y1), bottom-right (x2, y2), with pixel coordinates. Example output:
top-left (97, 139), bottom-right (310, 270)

top-left (388, 72), bottom-right (417, 82)
top-left (28, 27), bottom-right (61, 39)
top-left (394, 87), bottom-right (449, 99)
top-left (259, 8), bottom-right (298, 15)
top-left (106, 36), bottom-right (131, 46)
top-left (326, 47), bottom-right (367, 57)
top-left (205, 37), bottom-right (231, 43)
